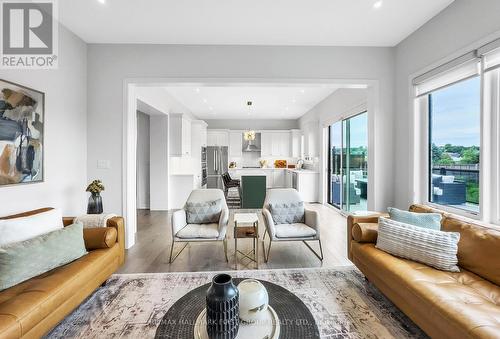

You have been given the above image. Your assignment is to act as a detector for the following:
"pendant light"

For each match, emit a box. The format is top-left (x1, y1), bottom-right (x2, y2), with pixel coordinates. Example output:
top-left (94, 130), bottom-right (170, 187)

top-left (244, 101), bottom-right (258, 151)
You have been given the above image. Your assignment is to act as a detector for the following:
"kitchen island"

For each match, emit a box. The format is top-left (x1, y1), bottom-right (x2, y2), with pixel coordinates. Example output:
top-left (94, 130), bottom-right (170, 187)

top-left (228, 167), bottom-right (319, 202)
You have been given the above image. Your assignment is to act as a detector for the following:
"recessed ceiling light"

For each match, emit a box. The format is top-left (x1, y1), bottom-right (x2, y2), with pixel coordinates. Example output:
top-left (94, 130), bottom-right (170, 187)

top-left (300, 89), bottom-right (305, 94)
top-left (292, 99), bottom-right (296, 103)
top-left (195, 88), bottom-right (200, 93)
top-left (285, 107), bottom-right (289, 111)
top-left (209, 107), bottom-right (213, 111)
top-left (373, 0), bottom-right (383, 9)
top-left (203, 98), bottom-right (207, 103)
top-left (97, 0), bottom-right (106, 4)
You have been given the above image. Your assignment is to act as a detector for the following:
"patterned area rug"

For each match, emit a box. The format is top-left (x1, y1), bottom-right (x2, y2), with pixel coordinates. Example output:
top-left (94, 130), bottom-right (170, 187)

top-left (46, 267), bottom-right (427, 338)
top-left (226, 187), bottom-right (241, 209)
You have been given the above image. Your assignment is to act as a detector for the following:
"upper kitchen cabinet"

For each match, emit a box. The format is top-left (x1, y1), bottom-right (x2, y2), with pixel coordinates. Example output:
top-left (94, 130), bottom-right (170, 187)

top-left (207, 129), bottom-right (229, 147)
top-left (262, 131), bottom-right (291, 157)
top-left (170, 114), bottom-right (192, 156)
top-left (191, 120), bottom-right (207, 149)
top-left (290, 129), bottom-right (302, 158)
top-left (261, 132), bottom-right (272, 157)
top-left (229, 131), bottom-right (243, 157)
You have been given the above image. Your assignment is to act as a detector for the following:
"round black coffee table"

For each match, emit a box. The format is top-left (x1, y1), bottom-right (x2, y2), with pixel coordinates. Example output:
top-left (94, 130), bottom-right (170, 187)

top-left (155, 278), bottom-right (320, 339)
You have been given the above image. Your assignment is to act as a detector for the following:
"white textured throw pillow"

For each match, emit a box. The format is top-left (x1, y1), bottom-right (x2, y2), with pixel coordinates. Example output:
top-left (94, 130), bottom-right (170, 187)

top-left (0, 209), bottom-right (64, 247)
top-left (376, 217), bottom-right (460, 272)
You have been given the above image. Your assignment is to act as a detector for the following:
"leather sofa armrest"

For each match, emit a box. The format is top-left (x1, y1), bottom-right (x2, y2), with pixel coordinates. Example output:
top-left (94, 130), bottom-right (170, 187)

top-left (352, 223), bottom-right (379, 243)
top-left (105, 216), bottom-right (125, 265)
top-left (63, 217), bottom-right (75, 226)
top-left (83, 227), bottom-right (117, 250)
top-left (347, 213), bottom-right (387, 261)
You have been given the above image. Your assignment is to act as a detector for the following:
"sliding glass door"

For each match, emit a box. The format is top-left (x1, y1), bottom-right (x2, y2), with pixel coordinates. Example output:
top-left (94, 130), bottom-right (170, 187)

top-left (328, 112), bottom-right (368, 212)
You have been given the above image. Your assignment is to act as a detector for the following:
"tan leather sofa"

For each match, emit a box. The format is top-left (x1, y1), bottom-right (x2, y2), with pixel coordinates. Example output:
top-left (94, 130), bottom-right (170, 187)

top-left (348, 204), bottom-right (500, 339)
top-left (0, 208), bottom-right (125, 338)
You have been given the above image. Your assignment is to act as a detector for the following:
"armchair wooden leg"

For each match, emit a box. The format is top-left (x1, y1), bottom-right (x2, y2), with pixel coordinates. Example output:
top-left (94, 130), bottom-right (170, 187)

top-left (262, 230), bottom-right (272, 263)
top-left (169, 241), bottom-right (189, 263)
top-left (303, 240), bottom-right (324, 261)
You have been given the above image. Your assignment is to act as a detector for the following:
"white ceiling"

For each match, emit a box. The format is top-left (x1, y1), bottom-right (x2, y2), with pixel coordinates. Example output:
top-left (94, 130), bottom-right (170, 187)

top-left (59, 0), bottom-right (454, 47)
top-left (163, 85), bottom-right (343, 119)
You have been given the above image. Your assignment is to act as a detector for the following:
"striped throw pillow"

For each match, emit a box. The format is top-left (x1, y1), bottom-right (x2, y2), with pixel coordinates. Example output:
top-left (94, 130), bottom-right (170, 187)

top-left (376, 217), bottom-right (460, 272)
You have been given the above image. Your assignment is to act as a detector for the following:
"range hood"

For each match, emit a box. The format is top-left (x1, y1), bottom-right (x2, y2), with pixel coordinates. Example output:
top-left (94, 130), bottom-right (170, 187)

top-left (244, 142), bottom-right (260, 152)
top-left (242, 132), bottom-right (261, 152)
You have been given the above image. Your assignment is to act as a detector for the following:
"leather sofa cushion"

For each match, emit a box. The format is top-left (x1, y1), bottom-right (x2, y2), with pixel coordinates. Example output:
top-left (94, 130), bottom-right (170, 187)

top-left (352, 242), bottom-right (500, 338)
top-left (0, 245), bottom-right (119, 337)
top-left (409, 205), bottom-right (500, 286)
top-left (351, 223), bottom-right (378, 243)
top-left (83, 227), bottom-right (117, 250)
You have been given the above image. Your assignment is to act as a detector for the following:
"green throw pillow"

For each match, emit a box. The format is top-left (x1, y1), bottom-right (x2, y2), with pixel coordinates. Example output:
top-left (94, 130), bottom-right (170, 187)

top-left (387, 207), bottom-right (442, 230)
top-left (0, 223), bottom-right (87, 291)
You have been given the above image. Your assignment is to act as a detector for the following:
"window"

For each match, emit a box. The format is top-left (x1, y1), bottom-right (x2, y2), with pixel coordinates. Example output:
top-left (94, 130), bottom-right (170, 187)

top-left (413, 37), bottom-right (500, 223)
top-left (428, 77), bottom-right (481, 213)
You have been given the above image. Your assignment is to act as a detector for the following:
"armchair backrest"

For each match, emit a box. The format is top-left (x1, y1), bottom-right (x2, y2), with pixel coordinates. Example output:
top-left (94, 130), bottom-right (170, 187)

top-left (263, 188), bottom-right (303, 211)
top-left (185, 189), bottom-right (228, 208)
top-left (184, 189), bottom-right (229, 224)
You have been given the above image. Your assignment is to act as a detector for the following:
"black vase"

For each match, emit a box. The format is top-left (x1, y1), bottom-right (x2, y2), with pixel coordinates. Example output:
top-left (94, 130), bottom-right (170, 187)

top-left (206, 274), bottom-right (239, 339)
top-left (87, 193), bottom-right (103, 214)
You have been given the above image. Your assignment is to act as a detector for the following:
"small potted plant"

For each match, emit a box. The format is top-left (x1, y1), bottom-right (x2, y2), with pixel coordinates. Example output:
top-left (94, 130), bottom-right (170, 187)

top-left (86, 179), bottom-right (105, 214)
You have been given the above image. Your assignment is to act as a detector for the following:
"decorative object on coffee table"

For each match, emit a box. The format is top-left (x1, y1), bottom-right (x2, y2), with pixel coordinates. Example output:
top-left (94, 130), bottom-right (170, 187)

top-left (154, 278), bottom-right (320, 339)
top-left (237, 279), bottom-right (269, 323)
top-left (206, 274), bottom-right (239, 339)
top-left (86, 179), bottom-right (104, 214)
top-left (194, 305), bottom-right (279, 339)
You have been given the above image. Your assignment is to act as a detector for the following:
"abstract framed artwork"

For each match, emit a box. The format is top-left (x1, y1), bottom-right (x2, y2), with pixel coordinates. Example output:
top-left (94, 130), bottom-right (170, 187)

top-left (0, 79), bottom-right (44, 186)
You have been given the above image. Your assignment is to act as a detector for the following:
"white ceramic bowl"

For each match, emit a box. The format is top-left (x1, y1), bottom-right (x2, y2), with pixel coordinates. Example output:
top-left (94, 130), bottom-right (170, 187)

top-left (237, 279), bottom-right (269, 323)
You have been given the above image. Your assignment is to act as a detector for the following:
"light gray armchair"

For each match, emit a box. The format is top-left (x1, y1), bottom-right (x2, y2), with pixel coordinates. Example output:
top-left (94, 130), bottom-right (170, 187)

top-left (170, 189), bottom-right (229, 263)
top-left (262, 188), bottom-right (323, 262)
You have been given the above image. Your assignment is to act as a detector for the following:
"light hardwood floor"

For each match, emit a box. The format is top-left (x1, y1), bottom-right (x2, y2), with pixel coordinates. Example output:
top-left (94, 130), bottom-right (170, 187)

top-left (118, 204), bottom-right (351, 273)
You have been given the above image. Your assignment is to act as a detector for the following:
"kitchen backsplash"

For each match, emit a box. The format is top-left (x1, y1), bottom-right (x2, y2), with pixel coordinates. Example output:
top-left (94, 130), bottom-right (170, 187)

top-left (231, 154), bottom-right (299, 168)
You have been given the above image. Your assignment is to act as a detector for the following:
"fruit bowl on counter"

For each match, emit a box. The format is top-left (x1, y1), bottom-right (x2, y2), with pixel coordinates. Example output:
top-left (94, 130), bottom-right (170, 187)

top-left (274, 160), bottom-right (287, 168)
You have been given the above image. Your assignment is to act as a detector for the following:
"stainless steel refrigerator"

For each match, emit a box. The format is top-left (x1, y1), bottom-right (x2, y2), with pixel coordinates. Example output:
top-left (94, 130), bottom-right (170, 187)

top-left (207, 146), bottom-right (228, 189)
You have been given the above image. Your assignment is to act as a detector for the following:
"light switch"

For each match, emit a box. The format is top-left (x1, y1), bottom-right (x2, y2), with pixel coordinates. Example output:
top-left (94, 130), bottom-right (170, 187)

top-left (97, 160), bottom-right (111, 169)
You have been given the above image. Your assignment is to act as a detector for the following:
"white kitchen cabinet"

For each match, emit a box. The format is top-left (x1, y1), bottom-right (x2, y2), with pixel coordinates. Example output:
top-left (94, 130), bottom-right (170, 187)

top-left (229, 131), bottom-right (243, 157)
top-left (170, 114), bottom-right (192, 156)
top-left (262, 132), bottom-right (291, 157)
top-left (291, 129), bottom-right (302, 158)
top-left (191, 120), bottom-right (208, 188)
top-left (261, 132), bottom-right (272, 157)
top-left (289, 170), bottom-right (319, 202)
top-left (272, 170), bottom-right (286, 188)
top-left (207, 130), bottom-right (229, 146)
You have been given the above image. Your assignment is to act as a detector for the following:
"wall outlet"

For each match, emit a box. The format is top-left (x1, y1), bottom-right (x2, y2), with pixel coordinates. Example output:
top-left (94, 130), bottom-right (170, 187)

top-left (97, 160), bottom-right (111, 169)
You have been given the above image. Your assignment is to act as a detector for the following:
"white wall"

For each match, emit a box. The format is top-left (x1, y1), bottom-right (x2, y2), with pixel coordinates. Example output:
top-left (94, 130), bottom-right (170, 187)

top-left (394, 0), bottom-right (500, 208)
top-left (0, 25), bottom-right (87, 216)
top-left (206, 119), bottom-right (299, 130)
top-left (136, 111), bottom-right (150, 209)
top-left (87, 44), bottom-right (396, 223)
top-left (150, 115), bottom-right (169, 210)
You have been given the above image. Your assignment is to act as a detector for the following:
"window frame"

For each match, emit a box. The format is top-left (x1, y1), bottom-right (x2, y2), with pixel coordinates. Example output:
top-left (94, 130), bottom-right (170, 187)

top-left (425, 75), bottom-right (482, 218)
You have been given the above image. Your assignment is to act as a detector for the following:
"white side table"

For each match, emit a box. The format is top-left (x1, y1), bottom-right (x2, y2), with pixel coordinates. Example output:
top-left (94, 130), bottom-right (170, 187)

top-left (233, 213), bottom-right (259, 270)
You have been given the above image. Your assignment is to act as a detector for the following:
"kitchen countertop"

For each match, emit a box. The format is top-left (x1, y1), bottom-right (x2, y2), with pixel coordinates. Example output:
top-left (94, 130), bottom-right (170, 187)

top-left (229, 168), bottom-right (319, 174)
